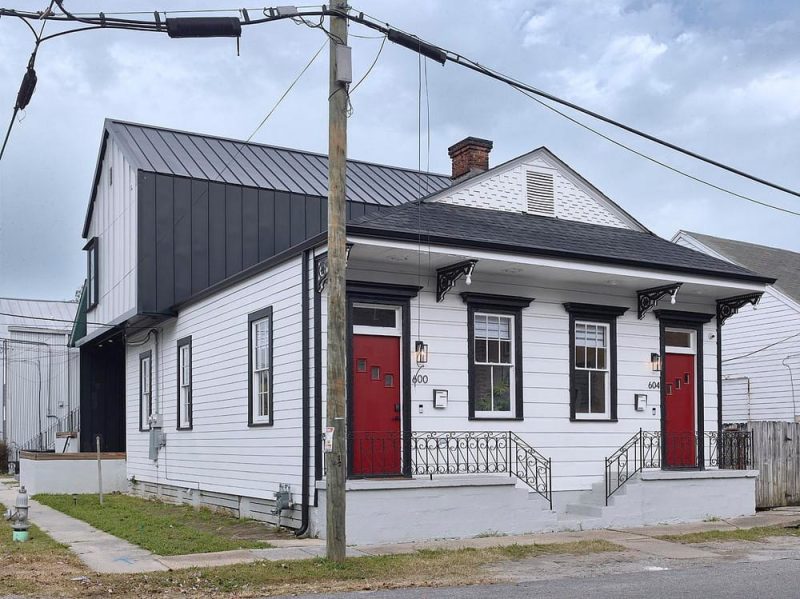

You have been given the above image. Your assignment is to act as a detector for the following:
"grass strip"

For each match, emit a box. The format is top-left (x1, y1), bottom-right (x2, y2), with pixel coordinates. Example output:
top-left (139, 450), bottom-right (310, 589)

top-left (35, 493), bottom-right (274, 555)
top-left (658, 525), bottom-right (800, 544)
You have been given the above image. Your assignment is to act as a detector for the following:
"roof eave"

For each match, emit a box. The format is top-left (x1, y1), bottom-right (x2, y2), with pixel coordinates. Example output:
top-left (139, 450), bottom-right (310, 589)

top-left (347, 225), bottom-right (776, 286)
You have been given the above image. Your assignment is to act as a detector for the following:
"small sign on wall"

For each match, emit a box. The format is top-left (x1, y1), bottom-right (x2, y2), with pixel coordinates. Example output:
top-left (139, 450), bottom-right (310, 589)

top-left (433, 389), bottom-right (448, 409)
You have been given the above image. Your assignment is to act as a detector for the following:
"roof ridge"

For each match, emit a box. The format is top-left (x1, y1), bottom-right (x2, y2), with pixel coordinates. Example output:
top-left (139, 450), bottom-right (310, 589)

top-left (107, 118), bottom-right (449, 179)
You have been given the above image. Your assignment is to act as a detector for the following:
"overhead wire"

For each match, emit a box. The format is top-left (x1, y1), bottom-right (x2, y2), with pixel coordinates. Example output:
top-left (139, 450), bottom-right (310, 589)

top-left (722, 330), bottom-right (800, 363)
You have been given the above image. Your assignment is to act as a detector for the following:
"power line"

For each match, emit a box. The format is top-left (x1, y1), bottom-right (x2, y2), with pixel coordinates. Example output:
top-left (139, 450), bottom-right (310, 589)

top-left (722, 330), bottom-right (800, 364)
top-left (512, 88), bottom-right (800, 217)
top-left (5, 4), bottom-right (798, 215)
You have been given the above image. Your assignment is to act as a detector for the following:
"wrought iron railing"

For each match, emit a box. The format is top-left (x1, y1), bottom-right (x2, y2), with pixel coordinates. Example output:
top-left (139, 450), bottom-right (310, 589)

top-left (605, 429), bottom-right (754, 504)
top-left (337, 430), bottom-right (552, 508)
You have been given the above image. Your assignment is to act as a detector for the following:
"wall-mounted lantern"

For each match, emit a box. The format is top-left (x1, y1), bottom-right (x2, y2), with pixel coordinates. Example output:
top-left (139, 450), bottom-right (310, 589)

top-left (650, 352), bottom-right (661, 372)
top-left (415, 340), bottom-right (429, 365)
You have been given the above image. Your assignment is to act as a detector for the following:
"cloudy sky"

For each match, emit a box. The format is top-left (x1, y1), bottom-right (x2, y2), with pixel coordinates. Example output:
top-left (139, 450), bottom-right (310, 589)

top-left (0, 0), bottom-right (799, 300)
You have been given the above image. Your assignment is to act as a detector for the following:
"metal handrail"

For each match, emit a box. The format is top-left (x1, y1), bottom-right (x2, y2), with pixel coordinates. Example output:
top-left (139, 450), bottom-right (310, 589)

top-left (338, 430), bottom-right (553, 509)
top-left (605, 429), bottom-right (754, 505)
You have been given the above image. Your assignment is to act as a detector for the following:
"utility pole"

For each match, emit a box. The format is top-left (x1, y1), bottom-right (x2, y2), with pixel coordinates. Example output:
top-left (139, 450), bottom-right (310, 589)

top-left (325, 0), bottom-right (349, 563)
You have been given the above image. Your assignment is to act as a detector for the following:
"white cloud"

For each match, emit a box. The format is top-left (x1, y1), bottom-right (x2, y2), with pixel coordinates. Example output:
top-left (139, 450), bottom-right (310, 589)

top-left (553, 34), bottom-right (668, 105)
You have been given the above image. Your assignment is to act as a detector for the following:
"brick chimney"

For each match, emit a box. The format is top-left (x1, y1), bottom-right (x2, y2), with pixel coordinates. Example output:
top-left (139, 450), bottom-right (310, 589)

top-left (447, 137), bottom-right (493, 180)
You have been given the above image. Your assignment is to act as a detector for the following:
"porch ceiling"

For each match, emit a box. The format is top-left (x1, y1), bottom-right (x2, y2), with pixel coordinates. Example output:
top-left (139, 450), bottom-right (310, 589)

top-left (347, 237), bottom-right (767, 300)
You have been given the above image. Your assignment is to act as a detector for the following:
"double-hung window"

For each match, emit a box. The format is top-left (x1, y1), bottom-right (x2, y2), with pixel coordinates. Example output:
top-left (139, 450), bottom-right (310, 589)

top-left (474, 313), bottom-right (514, 414)
top-left (248, 306), bottom-right (273, 426)
top-left (463, 293), bottom-right (533, 420)
top-left (177, 337), bottom-right (192, 429)
top-left (564, 303), bottom-right (627, 422)
top-left (84, 237), bottom-right (99, 310)
top-left (573, 321), bottom-right (610, 418)
top-left (139, 351), bottom-right (152, 431)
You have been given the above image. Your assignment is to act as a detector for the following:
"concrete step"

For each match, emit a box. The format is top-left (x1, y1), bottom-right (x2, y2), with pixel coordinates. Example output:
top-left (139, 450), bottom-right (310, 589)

top-left (564, 502), bottom-right (604, 518)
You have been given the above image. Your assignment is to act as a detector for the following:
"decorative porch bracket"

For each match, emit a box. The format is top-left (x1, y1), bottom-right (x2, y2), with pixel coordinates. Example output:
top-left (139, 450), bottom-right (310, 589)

top-left (637, 282), bottom-right (683, 319)
top-left (314, 243), bottom-right (354, 294)
top-left (436, 259), bottom-right (477, 302)
top-left (716, 292), bottom-right (763, 326)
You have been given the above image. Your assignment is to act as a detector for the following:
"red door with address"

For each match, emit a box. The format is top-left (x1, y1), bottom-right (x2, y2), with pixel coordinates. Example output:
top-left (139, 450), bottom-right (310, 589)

top-left (663, 352), bottom-right (697, 468)
top-left (351, 334), bottom-right (402, 476)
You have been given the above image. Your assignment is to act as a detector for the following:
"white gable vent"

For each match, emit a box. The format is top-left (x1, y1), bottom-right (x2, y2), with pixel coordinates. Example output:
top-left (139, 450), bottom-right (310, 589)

top-left (526, 170), bottom-right (555, 216)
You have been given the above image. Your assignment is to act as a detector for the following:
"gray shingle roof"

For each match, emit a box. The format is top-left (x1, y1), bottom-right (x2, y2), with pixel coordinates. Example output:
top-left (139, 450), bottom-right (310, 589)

top-left (349, 203), bottom-right (774, 284)
top-left (106, 119), bottom-right (450, 206)
top-left (686, 232), bottom-right (800, 302)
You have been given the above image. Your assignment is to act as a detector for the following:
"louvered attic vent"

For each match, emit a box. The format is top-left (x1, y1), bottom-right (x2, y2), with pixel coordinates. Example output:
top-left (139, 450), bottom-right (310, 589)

top-left (526, 170), bottom-right (555, 216)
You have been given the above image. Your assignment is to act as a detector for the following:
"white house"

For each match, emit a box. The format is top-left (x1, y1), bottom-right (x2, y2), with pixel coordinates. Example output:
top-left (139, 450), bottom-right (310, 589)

top-left (0, 297), bottom-right (80, 467)
top-left (70, 121), bottom-right (772, 543)
top-left (673, 231), bottom-right (800, 423)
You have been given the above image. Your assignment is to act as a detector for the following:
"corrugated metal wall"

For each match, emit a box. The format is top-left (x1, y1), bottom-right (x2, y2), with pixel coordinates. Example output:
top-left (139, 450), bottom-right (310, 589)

top-left (2, 332), bottom-right (79, 456)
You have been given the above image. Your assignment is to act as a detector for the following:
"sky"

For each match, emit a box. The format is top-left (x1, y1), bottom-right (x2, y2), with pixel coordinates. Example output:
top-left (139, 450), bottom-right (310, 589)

top-left (0, 0), bottom-right (799, 300)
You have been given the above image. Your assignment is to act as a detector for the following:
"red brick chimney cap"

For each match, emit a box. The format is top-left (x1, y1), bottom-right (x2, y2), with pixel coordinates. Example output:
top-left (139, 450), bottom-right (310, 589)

top-left (447, 137), bottom-right (493, 157)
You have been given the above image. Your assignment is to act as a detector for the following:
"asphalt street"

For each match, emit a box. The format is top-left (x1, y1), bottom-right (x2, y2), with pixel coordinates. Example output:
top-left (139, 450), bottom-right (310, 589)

top-left (284, 557), bottom-right (800, 599)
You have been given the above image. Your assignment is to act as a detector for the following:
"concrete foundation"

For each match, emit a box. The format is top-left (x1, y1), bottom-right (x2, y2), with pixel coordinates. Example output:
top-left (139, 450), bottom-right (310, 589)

top-left (312, 475), bottom-right (558, 545)
top-left (19, 451), bottom-right (128, 495)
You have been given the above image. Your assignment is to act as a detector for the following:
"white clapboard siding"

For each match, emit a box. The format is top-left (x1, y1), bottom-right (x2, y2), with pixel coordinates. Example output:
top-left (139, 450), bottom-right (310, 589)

top-left (431, 149), bottom-right (638, 229)
top-left (320, 260), bottom-right (719, 492)
top-left (85, 137), bottom-right (138, 336)
top-left (674, 232), bottom-right (800, 422)
top-left (721, 288), bottom-right (800, 422)
top-left (125, 255), bottom-right (307, 502)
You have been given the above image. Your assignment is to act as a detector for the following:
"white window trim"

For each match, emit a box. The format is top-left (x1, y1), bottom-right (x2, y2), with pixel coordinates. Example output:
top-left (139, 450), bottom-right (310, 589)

top-left (665, 328), bottom-right (697, 355)
top-left (251, 316), bottom-right (272, 424)
top-left (473, 311), bottom-right (515, 418)
top-left (573, 320), bottom-right (611, 420)
top-left (352, 303), bottom-right (402, 337)
top-left (140, 355), bottom-right (152, 431)
top-left (178, 344), bottom-right (191, 429)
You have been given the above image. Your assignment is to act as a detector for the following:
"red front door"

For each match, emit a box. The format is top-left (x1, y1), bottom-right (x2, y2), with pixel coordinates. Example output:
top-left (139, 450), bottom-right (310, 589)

top-left (663, 353), bottom-right (697, 468)
top-left (351, 334), bottom-right (402, 476)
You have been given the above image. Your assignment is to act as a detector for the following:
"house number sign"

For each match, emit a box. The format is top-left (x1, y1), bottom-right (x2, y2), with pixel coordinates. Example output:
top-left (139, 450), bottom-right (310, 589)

top-left (412, 365), bottom-right (428, 386)
top-left (647, 381), bottom-right (660, 390)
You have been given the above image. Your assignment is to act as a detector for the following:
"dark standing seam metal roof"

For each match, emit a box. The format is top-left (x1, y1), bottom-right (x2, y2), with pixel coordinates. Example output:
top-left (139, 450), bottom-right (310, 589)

top-left (108, 119), bottom-right (450, 203)
top-left (686, 232), bottom-right (800, 303)
top-left (349, 202), bottom-right (775, 284)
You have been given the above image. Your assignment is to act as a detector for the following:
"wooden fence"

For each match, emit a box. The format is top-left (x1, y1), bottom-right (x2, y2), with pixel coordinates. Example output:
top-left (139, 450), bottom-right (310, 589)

top-left (728, 421), bottom-right (800, 508)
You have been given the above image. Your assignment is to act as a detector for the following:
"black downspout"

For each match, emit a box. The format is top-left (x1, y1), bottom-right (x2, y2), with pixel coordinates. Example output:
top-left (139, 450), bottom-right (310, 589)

top-left (313, 263), bottom-right (323, 490)
top-left (296, 250), bottom-right (311, 536)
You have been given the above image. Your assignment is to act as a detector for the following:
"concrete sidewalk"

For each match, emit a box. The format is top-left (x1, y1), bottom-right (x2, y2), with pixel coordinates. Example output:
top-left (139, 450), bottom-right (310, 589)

top-left (3, 479), bottom-right (800, 574)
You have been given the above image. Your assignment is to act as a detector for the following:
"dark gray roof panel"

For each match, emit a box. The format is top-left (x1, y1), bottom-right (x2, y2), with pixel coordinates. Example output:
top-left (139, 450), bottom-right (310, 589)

top-left (349, 203), bottom-right (774, 284)
top-left (106, 120), bottom-right (450, 205)
top-left (687, 232), bottom-right (800, 303)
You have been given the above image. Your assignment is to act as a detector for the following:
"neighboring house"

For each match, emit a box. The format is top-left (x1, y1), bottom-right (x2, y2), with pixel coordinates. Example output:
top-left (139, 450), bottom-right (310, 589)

top-left (673, 231), bottom-right (800, 423)
top-left (70, 120), bottom-right (773, 543)
top-left (0, 297), bottom-right (80, 466)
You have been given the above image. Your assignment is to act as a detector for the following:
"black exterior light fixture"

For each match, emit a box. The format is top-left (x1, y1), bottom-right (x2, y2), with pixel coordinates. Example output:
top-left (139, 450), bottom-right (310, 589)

top-left (650, 352), bottom-right (661, 372)
top-left (415, 340), bottom-right (429, 365)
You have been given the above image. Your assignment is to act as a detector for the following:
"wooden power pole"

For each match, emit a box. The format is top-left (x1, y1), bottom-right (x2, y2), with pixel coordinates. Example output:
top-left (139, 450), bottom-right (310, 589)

top-left (325, 0), bottom-right (349, 563)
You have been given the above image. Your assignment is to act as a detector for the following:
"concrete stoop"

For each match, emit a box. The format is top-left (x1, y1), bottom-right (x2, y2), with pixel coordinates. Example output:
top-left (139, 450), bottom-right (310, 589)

top-left (555, 475), bottom-right (641, 530)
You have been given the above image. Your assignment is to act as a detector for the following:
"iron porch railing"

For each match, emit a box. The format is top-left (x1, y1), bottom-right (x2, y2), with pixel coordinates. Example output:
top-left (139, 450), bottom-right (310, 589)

top-left (335, 430), bottom-right (553, 509)
top-left (605, 429), bottom-right (754, 504)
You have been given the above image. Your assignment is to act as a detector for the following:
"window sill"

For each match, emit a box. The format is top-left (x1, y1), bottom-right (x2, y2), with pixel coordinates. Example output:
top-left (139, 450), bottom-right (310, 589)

top-left (570, 417), bottom-right (618, 423)
top-left (469, 416), bottom-right (523, 421)
top-left (176, 425), bottom-right (193, 431)
top-left (248, 420), bottom-right (274, 428)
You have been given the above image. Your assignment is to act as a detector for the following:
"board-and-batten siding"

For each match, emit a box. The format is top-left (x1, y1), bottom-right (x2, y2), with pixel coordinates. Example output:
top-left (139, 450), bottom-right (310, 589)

top-left (85, 138), bottom-right (138, 337)
top-left (674, 233), bottom-right (800, 422)
top-left (431, 152), bottom-right (636, 230)
top-left (125, 255), bottom-right (308, 511)
top-left (320, 261), bottom-right (719, 492)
